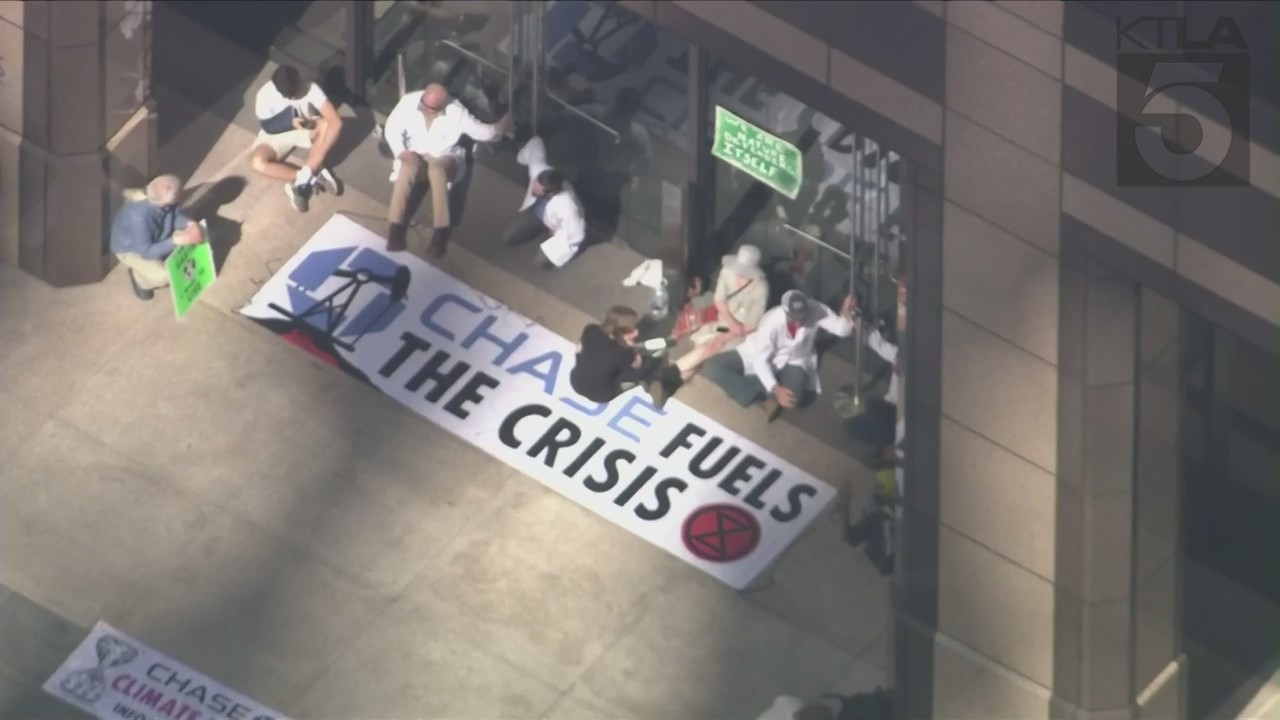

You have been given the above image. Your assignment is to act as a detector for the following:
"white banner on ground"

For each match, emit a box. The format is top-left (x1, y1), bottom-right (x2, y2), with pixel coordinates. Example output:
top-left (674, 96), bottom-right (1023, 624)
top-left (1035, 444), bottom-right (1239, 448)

top-left (240, 214), bottom-right (836, 589)
top-left (43, 621), bottom-right (287, 720)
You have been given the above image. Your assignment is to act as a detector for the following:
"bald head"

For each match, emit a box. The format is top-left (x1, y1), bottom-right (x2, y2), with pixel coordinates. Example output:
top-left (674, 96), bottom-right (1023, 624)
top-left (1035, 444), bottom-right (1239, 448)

top-left (421, 83), bottom-right (449, 115)
top-left (145, 175), bottom-right (183, 206)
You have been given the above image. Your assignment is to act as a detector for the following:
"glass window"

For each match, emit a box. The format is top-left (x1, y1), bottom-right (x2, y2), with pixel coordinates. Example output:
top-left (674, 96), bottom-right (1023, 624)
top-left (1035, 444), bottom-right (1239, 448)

top-left (103, 1), bottom-right (151, 143)
top-left (703, 58), bottom-right (908, 455)
top-left (366, 1), bottom-right (688, 259)
top-left (1180, 314), bottom-right (1280, 718)
top-left (537, 0), bottom-right (690, 256)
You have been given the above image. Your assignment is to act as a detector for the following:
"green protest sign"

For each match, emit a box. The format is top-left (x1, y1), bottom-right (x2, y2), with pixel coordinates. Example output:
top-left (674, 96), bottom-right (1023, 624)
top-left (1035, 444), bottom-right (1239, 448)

top-left (711, 105), bottom-right (803, 200)
top-left (166, 221), bottom-right (217, 319)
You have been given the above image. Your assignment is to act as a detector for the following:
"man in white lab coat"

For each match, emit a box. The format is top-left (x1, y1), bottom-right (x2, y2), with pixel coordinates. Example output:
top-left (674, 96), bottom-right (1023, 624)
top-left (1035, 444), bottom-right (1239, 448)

top-left (503, 136), bottom-right (587, 270)
top-left (702, 289), bottom-right (856, 422)
top-left (383, 82), bottom-right (511, 254)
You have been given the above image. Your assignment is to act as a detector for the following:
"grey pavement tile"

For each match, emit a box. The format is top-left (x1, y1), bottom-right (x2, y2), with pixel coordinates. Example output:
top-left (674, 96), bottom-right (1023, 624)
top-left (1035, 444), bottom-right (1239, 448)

top-left (0, 666), bottom-right (93, 720)
top-left (400, 480), bottom-right (685, 691)
top-left (292, 600), bottom-right (561, 720)
top-left (539, 688), bottom-right (624, 720)
top-left (0, 510), bottom-right (137, 629)
top-left (2, 417), bottom-right (210, 589)
top-left (52, 304), bottom-right (357, 520)
top-left (574, 575), bottom-right (854, 720)
top-left (858, 629), bottom-right (891, 674)
top-left (0, 590), bottom-right (87, 684)
top-left (0, 265), bottom-right (157, 418)
top-left (112, 533), bottom-right (387, 714)
top-left (271, 438), bottom-right (524, 595)
top-left (824, 656), bottom-right (889, 697)
top-left (0, 390), bottom-right (50, 475)
top-left (104, 512), bottom-right (345, 711)
top-left (745, 498), bottom-right (892, 655)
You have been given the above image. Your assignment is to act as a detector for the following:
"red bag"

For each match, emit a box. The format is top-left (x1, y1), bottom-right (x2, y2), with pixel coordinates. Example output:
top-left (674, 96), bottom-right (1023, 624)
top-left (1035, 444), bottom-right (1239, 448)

top-left (673, 303), bottom-right (719, 339)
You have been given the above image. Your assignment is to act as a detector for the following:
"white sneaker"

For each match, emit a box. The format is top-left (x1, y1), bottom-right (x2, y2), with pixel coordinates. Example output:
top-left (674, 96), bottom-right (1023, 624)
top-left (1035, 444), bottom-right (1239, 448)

top-left (315, 168), bottom-right (342, 196)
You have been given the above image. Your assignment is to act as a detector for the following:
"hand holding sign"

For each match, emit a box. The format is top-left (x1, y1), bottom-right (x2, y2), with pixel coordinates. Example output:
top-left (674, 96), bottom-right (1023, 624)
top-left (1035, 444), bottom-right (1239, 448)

top-left (174, 224), bottom-right (204, 246)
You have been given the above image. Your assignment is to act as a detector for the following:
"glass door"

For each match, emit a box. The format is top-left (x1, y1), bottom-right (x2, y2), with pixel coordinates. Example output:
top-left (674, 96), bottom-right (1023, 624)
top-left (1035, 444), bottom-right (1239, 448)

top-left (704, 62), bottom-right (907, 432)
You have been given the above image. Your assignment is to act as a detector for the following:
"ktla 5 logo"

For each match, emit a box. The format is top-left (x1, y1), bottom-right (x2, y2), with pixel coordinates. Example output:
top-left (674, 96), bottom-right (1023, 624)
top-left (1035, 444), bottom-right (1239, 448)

top-left (276, 246), bottom-right (411, 348)
top-left (1115, 15), bottom-right (1250, 187)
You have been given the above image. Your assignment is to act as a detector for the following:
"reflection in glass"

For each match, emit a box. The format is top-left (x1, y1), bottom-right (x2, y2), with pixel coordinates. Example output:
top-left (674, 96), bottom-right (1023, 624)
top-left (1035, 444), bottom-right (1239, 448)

top-left (104, 0), bottom-right (151, 142)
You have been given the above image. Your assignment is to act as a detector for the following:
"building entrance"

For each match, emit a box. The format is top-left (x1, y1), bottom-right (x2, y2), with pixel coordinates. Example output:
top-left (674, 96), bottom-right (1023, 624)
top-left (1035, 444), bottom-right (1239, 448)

top-left (365, 0), bottom-right (690, 263)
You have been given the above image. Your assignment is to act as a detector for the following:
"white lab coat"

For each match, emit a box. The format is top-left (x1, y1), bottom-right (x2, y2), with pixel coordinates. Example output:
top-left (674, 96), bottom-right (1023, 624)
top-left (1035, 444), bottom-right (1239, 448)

top-left (516, 137), bottom-right (586, 267)
top-left (736, 300), bottom-right (855, 394)
top-left (383, 92), bottom-right (502, 179)
top-left (867, 328), bottom-right (899, 405)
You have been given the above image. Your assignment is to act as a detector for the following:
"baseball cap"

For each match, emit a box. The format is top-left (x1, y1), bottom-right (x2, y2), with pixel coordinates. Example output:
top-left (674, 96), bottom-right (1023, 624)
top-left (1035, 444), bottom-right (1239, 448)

top-left (783, 290), bottom-right (812, 322)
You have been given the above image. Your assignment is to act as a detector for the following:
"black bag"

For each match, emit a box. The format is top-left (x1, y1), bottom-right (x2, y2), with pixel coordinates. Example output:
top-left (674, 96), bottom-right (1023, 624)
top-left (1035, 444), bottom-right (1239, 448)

top-left (260, 107), bottom-right (295, 135)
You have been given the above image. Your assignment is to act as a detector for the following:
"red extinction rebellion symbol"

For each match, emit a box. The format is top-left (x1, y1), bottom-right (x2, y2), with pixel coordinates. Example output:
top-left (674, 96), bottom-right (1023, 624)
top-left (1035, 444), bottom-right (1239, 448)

top-left (682, 504), bottom-right (761, 563)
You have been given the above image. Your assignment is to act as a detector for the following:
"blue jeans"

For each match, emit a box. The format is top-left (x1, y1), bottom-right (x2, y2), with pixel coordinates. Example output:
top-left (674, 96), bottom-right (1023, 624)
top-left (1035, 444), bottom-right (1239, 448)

top-left (701, 351), bottom-right (810, 407)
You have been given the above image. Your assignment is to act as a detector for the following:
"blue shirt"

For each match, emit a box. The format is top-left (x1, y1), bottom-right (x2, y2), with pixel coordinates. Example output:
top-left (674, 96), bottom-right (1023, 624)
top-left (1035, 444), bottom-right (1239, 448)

top-left (109, 199), bottom-right (191, 260)
top-left (530, 195), bottom-right (550, 223)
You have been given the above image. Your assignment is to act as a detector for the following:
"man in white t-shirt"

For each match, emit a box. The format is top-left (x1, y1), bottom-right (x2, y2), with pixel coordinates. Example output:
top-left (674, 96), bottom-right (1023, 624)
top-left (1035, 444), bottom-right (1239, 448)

top-left (251, 64), bottom-right (344, 213)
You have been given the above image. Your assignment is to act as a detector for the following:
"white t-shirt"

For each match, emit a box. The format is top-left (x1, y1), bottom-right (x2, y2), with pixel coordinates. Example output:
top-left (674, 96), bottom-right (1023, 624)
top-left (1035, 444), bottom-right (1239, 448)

top-left (255, 81), bottom-right (327, 122)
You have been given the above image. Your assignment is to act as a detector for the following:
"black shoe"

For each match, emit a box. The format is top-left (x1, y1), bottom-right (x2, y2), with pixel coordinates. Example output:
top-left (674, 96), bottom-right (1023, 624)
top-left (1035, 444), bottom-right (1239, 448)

top-left (760, 397), bottom-right (782, 423)
top-left (387, 223), bottom-right (408, 252)
top-left (646, 379), bottom-right (669, 410)
top-left (316, 168), bottom-right (343, 196)
top-left (285, 182), bottom-right (311, 212)
top-left (426, 227), bottom-right (449, 258)
top-left (128, 270), bottom-right (155, 301)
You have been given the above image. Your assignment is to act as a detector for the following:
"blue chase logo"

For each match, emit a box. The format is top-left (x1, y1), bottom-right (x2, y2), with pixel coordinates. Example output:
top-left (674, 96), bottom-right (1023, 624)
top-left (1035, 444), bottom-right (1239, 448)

top-left (272, 246), bottom-right (411, 351)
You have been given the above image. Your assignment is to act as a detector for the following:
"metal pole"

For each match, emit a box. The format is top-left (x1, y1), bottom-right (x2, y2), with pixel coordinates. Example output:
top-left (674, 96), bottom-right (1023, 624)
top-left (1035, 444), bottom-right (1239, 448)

top-left (531, 1), bottom-right (540, 136)
top-left (870, 140), bottom-right (881, 345)
top-left (507, 1), bottom-right (515, 116)
top-left (850, 134), bottom-right (863, 412)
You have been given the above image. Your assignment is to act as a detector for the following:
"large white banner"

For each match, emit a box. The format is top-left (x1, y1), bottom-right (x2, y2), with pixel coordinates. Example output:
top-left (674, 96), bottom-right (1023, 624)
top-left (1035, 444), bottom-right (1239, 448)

top-left (43, 622), bottom-right (287, 720)
top-left (240, 214), bottom-right (836, 589)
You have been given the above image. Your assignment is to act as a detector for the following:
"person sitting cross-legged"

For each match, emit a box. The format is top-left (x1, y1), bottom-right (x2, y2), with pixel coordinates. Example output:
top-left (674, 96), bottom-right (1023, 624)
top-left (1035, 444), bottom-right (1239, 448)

top-left (570, 305), bottom-right (678, 409)
top-left (672, 244), bottom-right (770, 382)
top-left (700, 290), bottom-right (856, 422)
top-left (109, 174), bottom-right (207, 301)
top-left (250, 64), bottom-right (344, 213)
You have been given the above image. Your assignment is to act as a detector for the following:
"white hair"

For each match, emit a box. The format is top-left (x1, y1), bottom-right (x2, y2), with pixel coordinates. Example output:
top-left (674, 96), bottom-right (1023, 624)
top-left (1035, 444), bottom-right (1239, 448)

top-left (145, 175), bottom-right (183, 205)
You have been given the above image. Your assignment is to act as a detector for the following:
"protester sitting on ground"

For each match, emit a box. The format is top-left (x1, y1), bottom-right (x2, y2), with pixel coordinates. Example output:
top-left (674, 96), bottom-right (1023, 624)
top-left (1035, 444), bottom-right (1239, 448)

top-left (672, 244), bottom-right (770, 382)
top-left (251, 64), bottom-right (343, 214)
top-left (109, 175), bottom-right (206, 301)
top-left (701, 290), bottom-right (855, 422)
top-left (570, 306), bottom-right (677, 409)
top-left (503, 136), bottom-right (587, 270)
top-left (383, 82), bottom-right (512, 255)
top-left (846, 314), bottom-right (899, 454)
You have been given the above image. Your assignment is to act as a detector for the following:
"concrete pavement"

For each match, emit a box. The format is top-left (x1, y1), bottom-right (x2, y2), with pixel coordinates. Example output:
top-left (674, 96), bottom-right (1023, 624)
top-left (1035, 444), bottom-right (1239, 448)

top-left (0, 48), bottom-right (891, 720)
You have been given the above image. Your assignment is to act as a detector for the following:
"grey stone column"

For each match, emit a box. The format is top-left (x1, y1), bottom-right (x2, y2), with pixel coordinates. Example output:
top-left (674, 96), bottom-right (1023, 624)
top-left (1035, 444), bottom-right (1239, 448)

top-left (893, 2), bottom-right (1184, 718)
top-left (1056, 251), bottom-right (1185, 719)
top-left (0, 0), bottom-right (156, 287)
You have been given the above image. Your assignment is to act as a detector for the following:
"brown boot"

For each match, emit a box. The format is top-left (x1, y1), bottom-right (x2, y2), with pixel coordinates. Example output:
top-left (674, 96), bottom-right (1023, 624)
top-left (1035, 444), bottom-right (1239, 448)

top-left (426, 227), bottom-right (450, 258)
top-left (760, 397), bottom-right (782, 423)
top-left (386, 222), bottom-right (408, 252)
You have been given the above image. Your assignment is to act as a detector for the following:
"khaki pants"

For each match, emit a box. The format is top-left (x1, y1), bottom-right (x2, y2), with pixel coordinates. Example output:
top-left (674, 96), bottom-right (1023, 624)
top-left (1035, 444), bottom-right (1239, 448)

top-left (117, 252), bottom-right (170, 290)
top-left (388, 153), bottom-right (456, 229)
